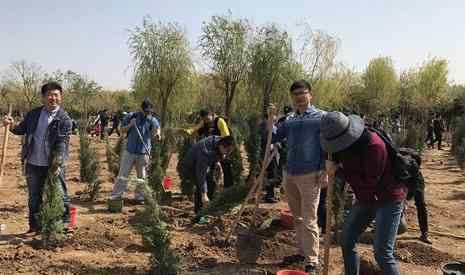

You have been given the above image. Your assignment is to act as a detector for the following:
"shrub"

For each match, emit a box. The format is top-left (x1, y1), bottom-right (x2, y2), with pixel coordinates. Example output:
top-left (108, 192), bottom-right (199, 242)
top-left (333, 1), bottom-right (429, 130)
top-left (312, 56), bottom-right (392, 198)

top-left (40, 154), bottom-right (65, 248)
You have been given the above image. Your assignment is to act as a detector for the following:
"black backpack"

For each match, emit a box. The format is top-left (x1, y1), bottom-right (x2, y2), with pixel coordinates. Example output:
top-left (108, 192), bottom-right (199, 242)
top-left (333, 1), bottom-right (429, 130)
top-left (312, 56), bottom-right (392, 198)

top-left (368, 128), bottom-right (421, 200)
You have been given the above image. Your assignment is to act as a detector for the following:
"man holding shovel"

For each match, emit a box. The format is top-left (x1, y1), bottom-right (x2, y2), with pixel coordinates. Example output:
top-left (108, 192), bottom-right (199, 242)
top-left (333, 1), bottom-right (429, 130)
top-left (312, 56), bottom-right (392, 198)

top-left (3, 82), bottom-right (72, 234)
top-left (270, 80), bottom-right (328, 274)
top-left (109, 99), bottom-right (160, 203)
top-left (181, 135), bottom-right (235, 224)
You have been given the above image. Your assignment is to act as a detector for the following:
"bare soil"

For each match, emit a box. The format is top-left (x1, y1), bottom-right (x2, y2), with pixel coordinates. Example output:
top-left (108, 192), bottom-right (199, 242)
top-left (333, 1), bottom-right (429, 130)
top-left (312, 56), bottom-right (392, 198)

top-left (1, 128), bottom-right (464, 275)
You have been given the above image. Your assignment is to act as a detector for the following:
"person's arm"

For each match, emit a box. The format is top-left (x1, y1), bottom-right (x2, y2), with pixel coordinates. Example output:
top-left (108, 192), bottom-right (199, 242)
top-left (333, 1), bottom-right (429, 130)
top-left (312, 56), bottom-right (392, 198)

top-left (8, 115), bottom-right (27, 135)
top-left (54, 116), bottom-right (73, 160)
top-left (184, 120), bottom-right (204, 136)
top-left (120, 113), bottom-right (135, 133)
top-left (216, 118), bottom-right (230, 137)
top-left (152, 118), bottom-right (161, 139)
top-left (195, 160), bottom-right (210, 194)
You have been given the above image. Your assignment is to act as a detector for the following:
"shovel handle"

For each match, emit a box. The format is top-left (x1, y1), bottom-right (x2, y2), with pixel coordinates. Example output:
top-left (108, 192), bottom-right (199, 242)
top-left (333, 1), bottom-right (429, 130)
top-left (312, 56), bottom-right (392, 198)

top-left (323, 154), bottom-right (333, 275)
top-left (225, 113), bottom-right (275, 242)
top-left (0, 104), bottom-right (13, 185)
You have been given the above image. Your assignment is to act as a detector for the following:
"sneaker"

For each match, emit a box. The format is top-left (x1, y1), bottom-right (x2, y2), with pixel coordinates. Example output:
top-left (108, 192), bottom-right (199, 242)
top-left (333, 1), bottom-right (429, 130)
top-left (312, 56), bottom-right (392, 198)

top-left (282, 254), bottom-right (306, 265)
top-left (195, 216), bottom-right (209, 225)
top-left (420, 234), bottom-right (432, 244)
top-left (305, 264), bottom-right (316, 274)
top-left (264, 197), bottom-right (279, 203)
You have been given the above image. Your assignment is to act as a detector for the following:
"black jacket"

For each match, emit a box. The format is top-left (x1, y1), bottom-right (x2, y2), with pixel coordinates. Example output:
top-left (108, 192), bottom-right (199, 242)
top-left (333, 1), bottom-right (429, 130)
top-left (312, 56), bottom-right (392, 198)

top-left (11, 106), bottom-right (72, 164)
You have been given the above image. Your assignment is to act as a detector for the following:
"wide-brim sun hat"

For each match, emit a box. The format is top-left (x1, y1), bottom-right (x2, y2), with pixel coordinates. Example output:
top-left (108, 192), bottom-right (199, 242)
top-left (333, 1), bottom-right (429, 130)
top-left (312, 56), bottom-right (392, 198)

top-left (320, 111), bottom-right (365, 153)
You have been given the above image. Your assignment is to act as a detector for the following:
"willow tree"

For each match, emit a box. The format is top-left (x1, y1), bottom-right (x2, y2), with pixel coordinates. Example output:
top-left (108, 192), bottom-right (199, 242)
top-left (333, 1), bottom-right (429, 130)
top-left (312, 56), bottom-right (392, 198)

top-left (200, 12), bottom-right (251, 117)
top-left (361, 56), bottom-right (399, 116)
top-left (416, 58), bottom-right (448, 111)
top-left (249, 24), bottom-right (293, 117)
top-left (298, 26), bottom-right (339, 86)
top-left (129, 17), bottom-right (193, 127)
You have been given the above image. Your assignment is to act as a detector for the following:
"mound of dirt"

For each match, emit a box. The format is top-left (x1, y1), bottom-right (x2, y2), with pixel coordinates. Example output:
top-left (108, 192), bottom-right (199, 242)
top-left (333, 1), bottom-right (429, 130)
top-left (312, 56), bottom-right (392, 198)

top-left (396, 241), bottom-right (454, 266)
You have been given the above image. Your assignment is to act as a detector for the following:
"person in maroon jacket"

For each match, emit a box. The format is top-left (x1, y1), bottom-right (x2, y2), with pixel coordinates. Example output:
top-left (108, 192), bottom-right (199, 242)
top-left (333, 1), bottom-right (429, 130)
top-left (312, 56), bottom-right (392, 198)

top-left (320, 111), bottom-right (406, 275)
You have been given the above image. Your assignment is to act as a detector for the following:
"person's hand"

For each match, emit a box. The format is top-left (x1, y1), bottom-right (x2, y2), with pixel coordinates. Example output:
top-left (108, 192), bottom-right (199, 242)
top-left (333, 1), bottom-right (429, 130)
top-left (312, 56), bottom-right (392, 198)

top-left (129, 118), bottom-right (136, 128)
top-left (3, 115), bottom-right (14, 127)
top-left (326, 160), bottom-right (339, 177)
top-left (320, 172), bottom-right (329, 188)
top-left (202, 192), bottom-right (210, 207)
top-left (268, 104), bottom-right (277, 118)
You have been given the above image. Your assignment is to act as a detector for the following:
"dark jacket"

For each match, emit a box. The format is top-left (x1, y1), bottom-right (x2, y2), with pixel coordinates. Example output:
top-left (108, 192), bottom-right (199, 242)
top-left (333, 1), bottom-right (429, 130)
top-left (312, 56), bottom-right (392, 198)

top-left (11, 106), bottom-right (72, 164)
top-left (183, 136), bottom-right (222, 193)
top-left (336, 132), bottom-right (407, 204)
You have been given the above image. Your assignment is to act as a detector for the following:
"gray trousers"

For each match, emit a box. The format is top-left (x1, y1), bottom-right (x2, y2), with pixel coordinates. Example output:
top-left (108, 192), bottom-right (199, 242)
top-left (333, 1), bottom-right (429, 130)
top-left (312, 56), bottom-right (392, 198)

top-left (110, 149), bottom-right (149, 200)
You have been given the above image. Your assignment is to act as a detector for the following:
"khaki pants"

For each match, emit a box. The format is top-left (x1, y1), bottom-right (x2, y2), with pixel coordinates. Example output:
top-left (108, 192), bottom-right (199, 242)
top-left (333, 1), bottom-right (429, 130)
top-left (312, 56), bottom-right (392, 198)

top-left (284, 171), bottom-right (322, 266)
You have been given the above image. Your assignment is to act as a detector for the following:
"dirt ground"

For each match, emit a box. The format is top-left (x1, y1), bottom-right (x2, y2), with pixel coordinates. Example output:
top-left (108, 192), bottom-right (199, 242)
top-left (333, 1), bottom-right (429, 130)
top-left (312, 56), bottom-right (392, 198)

top-left (1, 128), bottom-right (464, 275)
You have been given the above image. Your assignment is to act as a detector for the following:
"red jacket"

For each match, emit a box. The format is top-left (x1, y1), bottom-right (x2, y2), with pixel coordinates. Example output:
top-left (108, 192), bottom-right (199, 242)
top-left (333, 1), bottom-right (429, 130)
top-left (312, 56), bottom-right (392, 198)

top-left (337, 132), bottom-right (407, 204)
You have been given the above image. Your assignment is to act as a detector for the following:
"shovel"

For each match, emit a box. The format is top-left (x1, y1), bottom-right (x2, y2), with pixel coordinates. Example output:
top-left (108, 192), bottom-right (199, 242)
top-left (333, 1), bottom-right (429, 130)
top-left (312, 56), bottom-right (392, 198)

top-left (225, 112), bottom-right (275, 263)
top-left (0, 104), bottom-right (12, 185)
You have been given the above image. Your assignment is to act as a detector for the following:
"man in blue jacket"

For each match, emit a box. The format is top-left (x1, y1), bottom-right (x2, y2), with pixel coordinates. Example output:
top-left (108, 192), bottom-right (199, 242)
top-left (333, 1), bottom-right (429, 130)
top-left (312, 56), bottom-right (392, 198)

top-left (270, 80), bottom-right (327, 274)
top-left (110, 99), bottom-right (161, 203)
top-left (3, 82), bottom-right (72, 233)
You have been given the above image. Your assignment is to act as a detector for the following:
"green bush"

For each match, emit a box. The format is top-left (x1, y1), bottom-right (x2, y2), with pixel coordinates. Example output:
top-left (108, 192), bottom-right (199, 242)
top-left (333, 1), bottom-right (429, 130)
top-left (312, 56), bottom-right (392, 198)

top-left (176, 135), bottom-right (195, 199)
top-left (452, 116), bottom-right (465, 168)
top-left (105, 137), bottom-right (124, 180)
top-left (79, 132), bottom-right (101, 201)
top-left (139, 183), bottom-right (179, 275)
top-left (243, 115), bottom-right (261, 179)
top-left (40, 154), bottom-right (65, 248)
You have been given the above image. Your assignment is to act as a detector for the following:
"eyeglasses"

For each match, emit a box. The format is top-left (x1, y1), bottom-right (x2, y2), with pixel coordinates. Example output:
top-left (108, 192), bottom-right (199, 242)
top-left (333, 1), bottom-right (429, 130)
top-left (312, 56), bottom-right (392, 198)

top-left (291, 90), bottom-right (309, 96)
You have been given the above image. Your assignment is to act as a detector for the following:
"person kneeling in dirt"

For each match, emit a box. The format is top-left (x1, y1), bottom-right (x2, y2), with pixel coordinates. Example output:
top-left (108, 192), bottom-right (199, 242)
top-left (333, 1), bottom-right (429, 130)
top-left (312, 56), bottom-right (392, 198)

top-left (3, 82), bottom-right (72, 234)
top-left (109, 99), bottom-right (161, 203)
top-left (321, 112), bottom-right (407, 275)
top-left (182, 135), bottom-right (235, 224)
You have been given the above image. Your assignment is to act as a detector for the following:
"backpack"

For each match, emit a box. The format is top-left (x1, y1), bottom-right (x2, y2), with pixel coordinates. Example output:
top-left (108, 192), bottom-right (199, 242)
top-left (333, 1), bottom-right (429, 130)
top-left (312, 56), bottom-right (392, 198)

top-left (368, 128), bottom-right (420, 200)
top-left (214, 116), bottom-right (233, 136)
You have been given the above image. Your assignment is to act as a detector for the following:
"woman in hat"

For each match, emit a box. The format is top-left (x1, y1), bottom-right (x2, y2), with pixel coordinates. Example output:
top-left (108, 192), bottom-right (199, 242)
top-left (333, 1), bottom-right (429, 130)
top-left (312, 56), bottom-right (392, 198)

top-left (320, 111), bottom-right (406, 275)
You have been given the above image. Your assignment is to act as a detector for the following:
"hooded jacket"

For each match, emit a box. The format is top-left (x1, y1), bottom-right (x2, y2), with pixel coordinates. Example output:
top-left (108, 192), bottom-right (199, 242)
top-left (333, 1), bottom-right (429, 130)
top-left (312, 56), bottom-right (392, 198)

top-left (183, 136), bottom-right (222, 193)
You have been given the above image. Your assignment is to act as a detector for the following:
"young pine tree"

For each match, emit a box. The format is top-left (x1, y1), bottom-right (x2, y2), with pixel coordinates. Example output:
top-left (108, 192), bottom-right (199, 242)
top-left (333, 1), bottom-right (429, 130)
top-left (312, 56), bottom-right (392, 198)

top-left (40, 153), bottom-right (65, 248)
top-left (141, 182), bottom-right (179, 275)
top-left (79, 131), bottom-right (101, 201)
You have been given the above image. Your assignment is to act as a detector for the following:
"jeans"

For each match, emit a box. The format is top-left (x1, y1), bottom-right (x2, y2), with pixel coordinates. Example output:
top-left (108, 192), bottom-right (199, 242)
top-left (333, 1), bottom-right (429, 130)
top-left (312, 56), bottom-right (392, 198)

top-left (25, 164), bottom-right (70, 230)
top-left (341, 201), bottom-right (404, 275)
top-left (221, 159), bottom-right (233, 188)
top-left (111, 150), bottom-right (149, 200)
top-left (194, 167), bottom-right (216, 214)
top-left (265, 157), bottom-right (280, 199)
top-left (317, 187), bottom-right (327, 232)
top-left (414, 188), bottom-right (429, 235)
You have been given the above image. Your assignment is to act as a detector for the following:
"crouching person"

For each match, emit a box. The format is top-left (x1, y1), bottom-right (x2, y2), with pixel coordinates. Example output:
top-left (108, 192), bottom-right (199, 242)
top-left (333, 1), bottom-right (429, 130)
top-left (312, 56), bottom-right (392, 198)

top-left (182, 135), bottom-right (235, 224)
top-left (320, 112), bottom-right (407, 275)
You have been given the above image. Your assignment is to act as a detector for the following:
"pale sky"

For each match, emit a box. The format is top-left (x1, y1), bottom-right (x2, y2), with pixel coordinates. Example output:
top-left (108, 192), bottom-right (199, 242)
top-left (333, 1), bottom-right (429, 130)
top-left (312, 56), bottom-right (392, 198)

top-left (1, 0), bottom-right (464, 90)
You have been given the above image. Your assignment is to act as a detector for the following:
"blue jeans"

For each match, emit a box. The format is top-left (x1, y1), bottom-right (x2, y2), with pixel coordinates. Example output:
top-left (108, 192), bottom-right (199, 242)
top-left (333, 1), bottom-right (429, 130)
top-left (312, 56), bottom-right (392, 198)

top-left (25, 164), bottom-right (70, 230)
top-left (341, 201), bottom-right (404, 275)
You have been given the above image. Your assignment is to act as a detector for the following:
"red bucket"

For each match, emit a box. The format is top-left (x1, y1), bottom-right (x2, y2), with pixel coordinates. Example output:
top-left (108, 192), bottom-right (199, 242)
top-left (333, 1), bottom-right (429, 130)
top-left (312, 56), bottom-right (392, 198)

top-left (163, 176), bottom-right (173, 190)
top-left (69, 206), bottom-right (77, 228)
top-left (280, 209), bottom-right (294, 229)
top-left (277, 270), bottom-right (308, 275)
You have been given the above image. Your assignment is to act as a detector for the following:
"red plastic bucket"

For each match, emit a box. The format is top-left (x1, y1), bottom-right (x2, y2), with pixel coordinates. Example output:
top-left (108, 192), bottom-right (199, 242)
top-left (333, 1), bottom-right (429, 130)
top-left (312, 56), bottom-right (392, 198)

top-left (277, 270), bottom-right (308, 275)
top-left (163, 176), bottom-right (173, 190)
top-left (69, 206), bottom-right (77, 228)
top-left (280, 209), bottom-right (294, 229)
